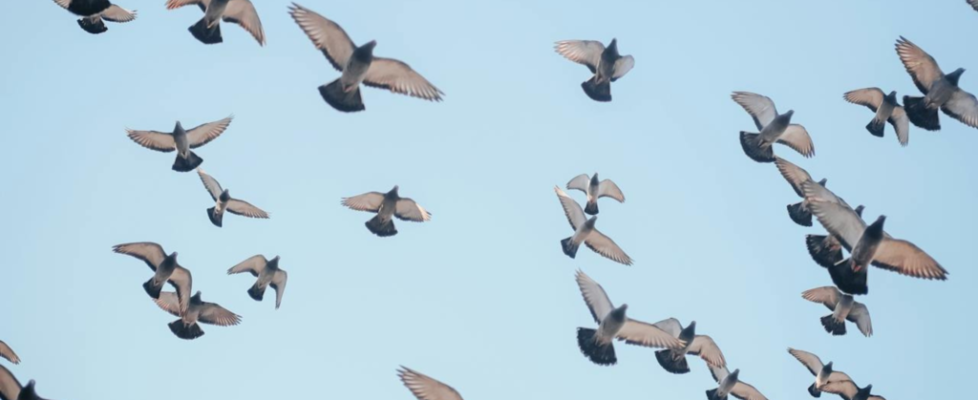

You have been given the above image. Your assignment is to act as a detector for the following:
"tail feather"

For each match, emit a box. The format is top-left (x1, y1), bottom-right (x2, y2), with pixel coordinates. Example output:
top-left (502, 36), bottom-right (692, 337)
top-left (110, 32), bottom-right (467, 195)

top-left (365, 215), bottom-right (397, 237)
top-left (576, 327), bottom-right (616, 365)
top-left (561, 237), bottom-right (580, 259)
top-left (865, 118), bottom-right (885, 138)
top-left (248, 283), bottom-right (266, 301)
top-left (207, 207), bottom-right (223, 227)
top-left (828, 258), bottom-right (868, 295)
top-left (581, 76), bottom-right (612, 102)
top-left (584, 201), bottom-right (599, 216)
top-left (808, 383), bottom-right (823, 398)
top-left (189, 18), bottom-right (222, 45)
top-left (655, 350), bottom-right (691, 374)
top-left (820, 315), bottom-right (847, 336)
top-left (168, 320), bottom-right (205, 340)
top-left (143, 279), bottom-right (163, 299)
top-left (787, 202), bottom-right (813, 227)
top-left (172, 151), bottom-right (203, 172)
top-left (319, 79), bottom-right (365, 112)
top-left (903, 96), bottom-right (940, 131)
top-left (805, 235), bottom-right (843, 268)
top-left (77, 17), bottom-right (107, 34)
top-left (739, 131), bottom-right (775, 163)
top-left (705, 388), bottom-right (727, 400)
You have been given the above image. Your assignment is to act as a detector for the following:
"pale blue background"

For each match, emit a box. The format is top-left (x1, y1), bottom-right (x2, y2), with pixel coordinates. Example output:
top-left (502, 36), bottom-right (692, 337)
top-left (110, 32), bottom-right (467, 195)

top-left (0, 0), bottom-right (973, 398)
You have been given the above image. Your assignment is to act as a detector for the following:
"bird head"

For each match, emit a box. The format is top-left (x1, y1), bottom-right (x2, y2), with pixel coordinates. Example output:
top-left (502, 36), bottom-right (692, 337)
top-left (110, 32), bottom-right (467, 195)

top-left (584, 216), bottom-right (598, 229)
top-left (389, 185), bottom-right (400, 196)
top-left (610, 303), bottom-right (628, 320)
top-left (174, 121), bottom-right (184, 133)
top-left (854, 205), bottom-right (865, 217)
top-left (885, 90), bottom-right (898, 101)
top-left (824, 361), bottom-right (833, 372)
top-left (948, 68), bottom-right (966, 85)
top-left (782, 109), bottom-right (795, 121)
top-left (728, 369), bottom-right (740, 382)
top-left (608, 38), bottom-right (618, 50)
top-left (170, 251), bottom-right (178, 259)
top-left (363, 40), bottom-right (378, 53)
top-left (219, 189), bottom-right (231, 202)
top-left (590, 173), bottom-right (599, 185)
top-left (192, 291), bottom-right (202, 302)
top-left (817, 178), bottom-right (827, 187)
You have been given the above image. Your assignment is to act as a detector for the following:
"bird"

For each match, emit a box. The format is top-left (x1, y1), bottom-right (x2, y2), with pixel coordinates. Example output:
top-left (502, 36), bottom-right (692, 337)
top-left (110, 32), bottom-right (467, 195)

top-left (0, 342), bottom-right (18, 365)
top-left (821, 381), bottom-right (886, 400)
top-left (113, 242), bottom-right (193, 313)
top-left (971, 0), bottom-right (978, 11)
top-left (804, 180), bottom-right (948, 295)
top-left (774, 156), bottom-right (827, 227)
top-left (154, 291), bottom-right (241, 340)
top-left (707, 366), bottom-right (768, 400)
top-left (398, 366), bottom-right (464, 400)
top-left (555, 187), bottom-right (632, 265)
top-left (573, 270), bottom-right (683, 366)
top-left (126, 116), bottom-right (232, 172)
top-left (165, 0), bottom-right (265, 46)
top-left (801, 287), bottom-right (872, 337)
top-left (806, 205), bottom-right (864, 268)
top-left (288, 3), bottom-right (444, 112)
top-left (197, 168), bottom-right (269, 227)
top-left (731, 91), bottom-right (815, 163)
top-left (52, 0), bottom-right (136, 34)
top-left (227, 255), bottom-right (287, 309)
top-left (0, 365), bottom-right (51, 400)
top-left (650, 319), bottom-right (725, 374)
top-left (896, 36), bottom-right (978, 131)
top-left (566, 173), bottom-right (625, 215)
top-left (554, 39), bottom-right (634, 102)
top-left (843, 88), bottom-right (909, 146)
top-left (787, 348), bottom-right (854, 398)
top-left (341, 186), bottom-right (431, 237)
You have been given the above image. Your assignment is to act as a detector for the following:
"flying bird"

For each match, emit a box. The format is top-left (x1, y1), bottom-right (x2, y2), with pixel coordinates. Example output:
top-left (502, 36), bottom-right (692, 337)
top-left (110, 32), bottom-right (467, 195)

top-left (555, 187), bottom-right (632, 265)
top-left (566, 173), bottom-right (625, 215)
top-left (52, 0), bottom-right (136, 34)
top-left (732, 92), bottom-right (815, 163)
top-left (341, 186), bottom-right (431, 237)
top-left (227, 255), bottom-right (287, 309)
top-left (650, 319), bottom-right (725, 374)
top-left (707, 366), bottom-right (769, 400)
top-left (0, 365), bottom-right (51, 400)
top-left (806, 205), bottom-right (865, 268)
top-left (165, 0), bottom-right (265, 46)
top-left (113, 242), bottom-right (193, 313)
top-left (896, 36), bottom-right (978, 131)
top-left (843, 88), bottom-right (909, 146)
top-left (154, 291), bottom-right (241, 340)
top-left (289, 3), bottom-right (444, 112)
top-left (787, 348), bottom-right (854, 398)
top-left (801, 287), bottom-right (873, 337)
top-left (775, 156), bottom-right (826, 227)
top-left (398, 366), bottom-right (464, 400)
top-left (554, 39), bottom-right (634, 102)
top-left (126, 116), bottom-right (232, 172)
top-left (821, 381), bottom-right (886, 400)
top-left (574, 270), bottom-right (683, 366)
top-left (0, 341), bottom-right (19, 365)
top-left (197, 169), bottom-right (269, 227)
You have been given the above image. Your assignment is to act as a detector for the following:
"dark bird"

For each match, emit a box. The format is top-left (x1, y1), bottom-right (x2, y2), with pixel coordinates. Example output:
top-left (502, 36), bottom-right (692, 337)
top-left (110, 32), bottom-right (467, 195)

top-left (52, 0), bottom-right (136, 34)
top-left (0, 365), bottom-right (52, 400)
top-left (801, 287), bottom-right (873, 337)
top-left (154, 291), bottom-right (241, 340)
top-left (227, 255), bottom-right (287, 309)
top-left (843, 88), bottom-right (909, 146)
top-left (197, 168), bottom-right (269, 227)
top-left (555, 187), bottom-right (632, 265)
top-left (289, 3), bottom-right (443, 112)
top-left (787, 348), bottom-right (855, 398)
top-left (126, 116), bottom-right (232, 172)
top-left (706, 366), bottom-right (769, 400)
top-left (341, 186), bottom-right (431, 237)
top-left (566, 173), bottom-right (625, 215)
top-left (554, 39), bottom-right (634, 102)
top-left (113, 242), bottom-right (193, 313)
top-left (651, 319), bottom-right (725, 374)
top-left (732, 92), bottom-right (815, 162)
top-left (398, 366), bottom-right (464, 400)
top-left (774, 156), bottom-right (826, 227)
top-left (896, 36), bottom-right (978, 131)
top-left (806, 205), bottom-right (864, 268)
top-left (574, 270), bottom-right (683, 366)
top-left (165, 0), bottom-right (264, 46)
top-left (0, 342), bottom-right (19, 365)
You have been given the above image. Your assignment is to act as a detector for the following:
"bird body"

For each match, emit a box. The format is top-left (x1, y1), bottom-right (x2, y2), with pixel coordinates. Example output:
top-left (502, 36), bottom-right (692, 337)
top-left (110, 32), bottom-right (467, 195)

top-left (53, 0), bottom-right (136, 34)
top-left (732, 92), bottom-right (814, 162)
top-left (555, 187), bottom-right (632, 265)
top-left (113, 242), bottom-right (193, 313)
top-left (897, 36), bottom-right (978, 130)
top-left (342, 186), bottom-right (431, 237)
top-left (155, 291), bottom-right (241, 340)
top-left (228, 255), bottom-right (288, 309)
top-left (566, 173), bottom-right (625, 215)
top-left (166, 0), bottom-right (265, 45)
top-left (197, 169), bottom-right (269, 227)
top-left (554, 39), bottom-right (634, 102)
top-left (652, 319), bottom-right (725, 374)
top-left (844, 88), bottom-right (909, 146)
top-left (126, 116), bottom-right (232, 172)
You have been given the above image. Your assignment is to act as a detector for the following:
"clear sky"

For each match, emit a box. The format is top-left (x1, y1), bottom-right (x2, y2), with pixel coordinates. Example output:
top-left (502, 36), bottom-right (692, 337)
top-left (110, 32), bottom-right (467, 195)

top-left (0, 0), bottom-right (974, 398)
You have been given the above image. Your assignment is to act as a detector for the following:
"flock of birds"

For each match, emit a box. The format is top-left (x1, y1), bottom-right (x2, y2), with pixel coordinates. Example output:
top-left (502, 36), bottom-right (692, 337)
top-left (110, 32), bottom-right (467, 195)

top-left (2, 0), bottom-right (972, 399)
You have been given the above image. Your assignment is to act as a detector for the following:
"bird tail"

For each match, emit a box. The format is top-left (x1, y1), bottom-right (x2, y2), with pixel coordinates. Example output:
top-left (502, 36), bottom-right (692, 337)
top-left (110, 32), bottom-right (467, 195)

top-left (808, 383), bottom-right (823, 398)
top-left (561, 237), bottom-right (580, 259)
top-left (581, 76), bottom-right (612, 102)
top-left (739, 131), bottom-right (775, 163)
top-left (318, 79), bottom-right (365, 112)
top-left (655, 350), bottom-right (691, 374)
top-left (248, 282), bottom-right (266, 301)
top-left (77, 17), bottom-right (107, 34)
top-left (189, 18), bottom-right (223, 45)
top-left (865, 118), bottom-right (885, 138)
top-left (207, 207), bottom-right (223, 227)
top-left (787, 201), bottom-right (813, 227)
top-left (172, 151), bottom-right (203, 172)
top-left (828, 258), bottom-right (868, 295)
top-left (168, 319), bottom-right (204, 340)
top-left (820, 315), bottom-right (847, 336)
top-left (705, 388), bottom-right (727, 400)
top-left (576, 327), bottom-right (616, 365)
top-left (903, 96), bottom-right (940, 131)
top-left (365, 215), bottom-right (397, 237)
top-left (805, 235), bottom-right (841, 269)
top-left (143, 278), bottom-right (163, 299)
top-left (584, 200), bottom-right (599, 215)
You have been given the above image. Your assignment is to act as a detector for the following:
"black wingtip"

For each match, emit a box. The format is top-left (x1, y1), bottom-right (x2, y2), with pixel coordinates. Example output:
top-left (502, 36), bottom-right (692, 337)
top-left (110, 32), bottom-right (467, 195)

top-left (319, 80), bottom-right (366, 112)
top-left (739, 131), bottom-right (775, 163)
top-left (576, 327), bottom-right (616, 365)
top-left (581, 77), bottom-right (612, 102)
top-left (787, 202), bottom-right (813, 227)
top-left (77, 18), bottom-right (108, 34)
top-left (189, 18), bottom-right (223, 45)
top-left (903, 96), bottom-right (941, 131)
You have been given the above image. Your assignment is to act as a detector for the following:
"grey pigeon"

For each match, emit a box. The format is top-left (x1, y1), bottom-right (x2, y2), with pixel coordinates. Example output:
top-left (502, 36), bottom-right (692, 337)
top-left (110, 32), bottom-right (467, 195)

top-left (227, 255), bottom-right (287, 309)
top-left (555, 187), bottom-right (632, 265)
top-left (166, 0), bottom-right (265, 46)
top-left (775, 156), bottom-right (826, 227)
top-left (801, 287), bottom-right (872, 337)
top-left (154, 291), bottom-right (241, 340)
top-left (787, 348), bottom-right (854, 398)
top-left (732, 92), bottom-right (815, 162)
top-left (398, 367), bottom-right (464, 400)
top-left (707, 366), bottom-right (769, 400)
top-left (341, 186), bottom-right (431, 237)
top-left (844, 88), bottom-right (909, 146)
top-left (650, 319), bottom-right (725, 375)
top-left (896, 36), bottom-right (978, 131)
top-left (554, 39), bottom-right (634, 102)
top-left (566, 173), bottom-right (625, 215)
top-left (126, 116), bottom-right (232, 172)
top-left (289, 3), bottom-right (443, 112)
top-left (0, 342), bottom-right (19, 365)
top-left (113, 242), bottom-right (193, 314)
top-left (806, 205), bottom-right (864, 268)
top-left (0, 365), bottom-right (52, 400)
top-left (197, 168), bottom-right (269, 227)
top-left (52, 0), bottom-right (136, 34)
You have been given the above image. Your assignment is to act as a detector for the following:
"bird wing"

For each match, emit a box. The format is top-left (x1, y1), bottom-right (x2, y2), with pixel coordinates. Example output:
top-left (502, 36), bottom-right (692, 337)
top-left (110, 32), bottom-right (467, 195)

top-left (227, 255), bottom-right (267, 277)
top-left (970, 0), bottom-right (978, 11)
top-left (895, 36), bottom-right (943, 94)
top-left (708, 364), bottom-right (728, 383)
top-left (554, 40), bottom-right (605, 72)
top-left (196, 168), bottom-right (224, 201)
top-left (555, 186), bottom-right (586, 230)
top-left (617, 318), bottom-right (684, 349)
top-left (731, 91), bottom-right (778, 130)
top-left (363, 58), bottom-right (444, 101)
top-left (652, 318), bottom-right (683, 338)
top-left (186, 116), bottom-right (232, 148)
top-left (113, 242), bottom-right (167, 271)
top-left (165, 0), bottom-right (209, 10)
top-left (787, 348), bottom-right (825, 376)
top-left (888, 105), bottom-right (910, 146)
top-left (126, 130), bottom-right (175, 153)
top-left (774, 156), bottom-right (813, 197)
top-left (871, 238), bottom-right (948, 280)
top-left (566, 174), bottom-right (590, 193)
top-left (198, 302), bottom-right (242, 326)
top-left (397, 366), bottom-right (464, 400)
top-left (574, 269), bottom-right (614, 324)
top-left (611, 56), bottom-right (635, 81)
top-left (597, 180), bottom-right (625, 202)
top-left (776, 125), bottom-right (815, 158)
top-left (847, 302), bottom-right (873, 337)
top-left (52, 0), bottom-right (70, 10)
top-left (222, 0), bottom-right (265, 45)
top-left (688, 335), bottom-right (726, 368)
top-left (394, 198), bottom-right (432, 222)
top-left (288, 3), bottom-right (356, 72)
top-left (584, 230), bottom-right (633, 266)
top-left (342, 192), bottom-right (386, 213)
top-left (270, 269), bottom-right (287, 309)
top-left (0, 342), bottom-right (18, 365)
top-left (153, 292), bottom-right (182, 317)
top-left (227, 199), bottom-right (270, 219)
top-left (843, 88), bottom-right (884, 112)
top-left (169, 266), bottom-right (193, 314)
top-left (101, 5), bottom-right (137, 22)
top-left (941, 88), bottom-right (978, 128)
top-left (0, 365), bottom-right (22, 400)
top-left (804, 182), bottom-right (865, 250)
top-left (730, 381), bottom-right (768, 400)
top-left (801, 286), bottom-right (841, 310)
top-left (822, 380), bottom-right (860, 399)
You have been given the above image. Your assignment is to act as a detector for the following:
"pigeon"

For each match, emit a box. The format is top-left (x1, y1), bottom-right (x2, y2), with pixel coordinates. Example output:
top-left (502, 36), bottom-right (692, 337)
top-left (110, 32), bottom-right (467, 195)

top-left (154, 291), bottom-right (241, 340)
top-left (165, 0), bottom-right (265, 46)
top-left (821, 381), bottom-right (886, 400)
top-left (113, 242), bottom-right (193, 313)
top-left (126, 116), bottom-right (232, 172)
top-left (0, 365), bottom-right (51, 400)
top-left (775, 156), bottom-right (827, 227)
top-left (843, 88), bottom-right (909, 146)
top-left (289, 3), bottom-right (444, 112)
top-left (707, 366), bottom-right (768, 400)
top-left (801, 287), bottom-right (873, 337)
top-left (52, 0), bottom-right (136, 34)
top-left (0, 342), bottom-right (18, 365)
top-left (555, 187), bottom-right (632, 265)
top-left (341, 186), bottom-right (431, 237)
top-left (804, 180), bottom-right (948, 295)
top-left (398, 366), bottom-right (464, 400)
top-left (566, 173), bottom-right (625, 215)
top-left (227, 255), bottom-right (287, 309)
top-left (787, 348), bottom-right (854, 398)
top-left (650, 319), bottom-right (725, 374)
top-left (896, 36), bottom-right (978, 131)
top-left (806, 205), bottom-right (865, 268)
top-left (574, 270), bottom-right (683, 366)
top-left (554, 39), bottom-right (634, 102)
top-left (732, 92), bottom-right (815, 163)
top-left (197, 168), bottom-right (269, 227)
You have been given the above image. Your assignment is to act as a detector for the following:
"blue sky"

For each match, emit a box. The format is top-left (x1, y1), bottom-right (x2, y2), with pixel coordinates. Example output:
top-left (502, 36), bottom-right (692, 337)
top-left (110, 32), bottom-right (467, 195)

top-left (0, 0), bottom-right (974, 398)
